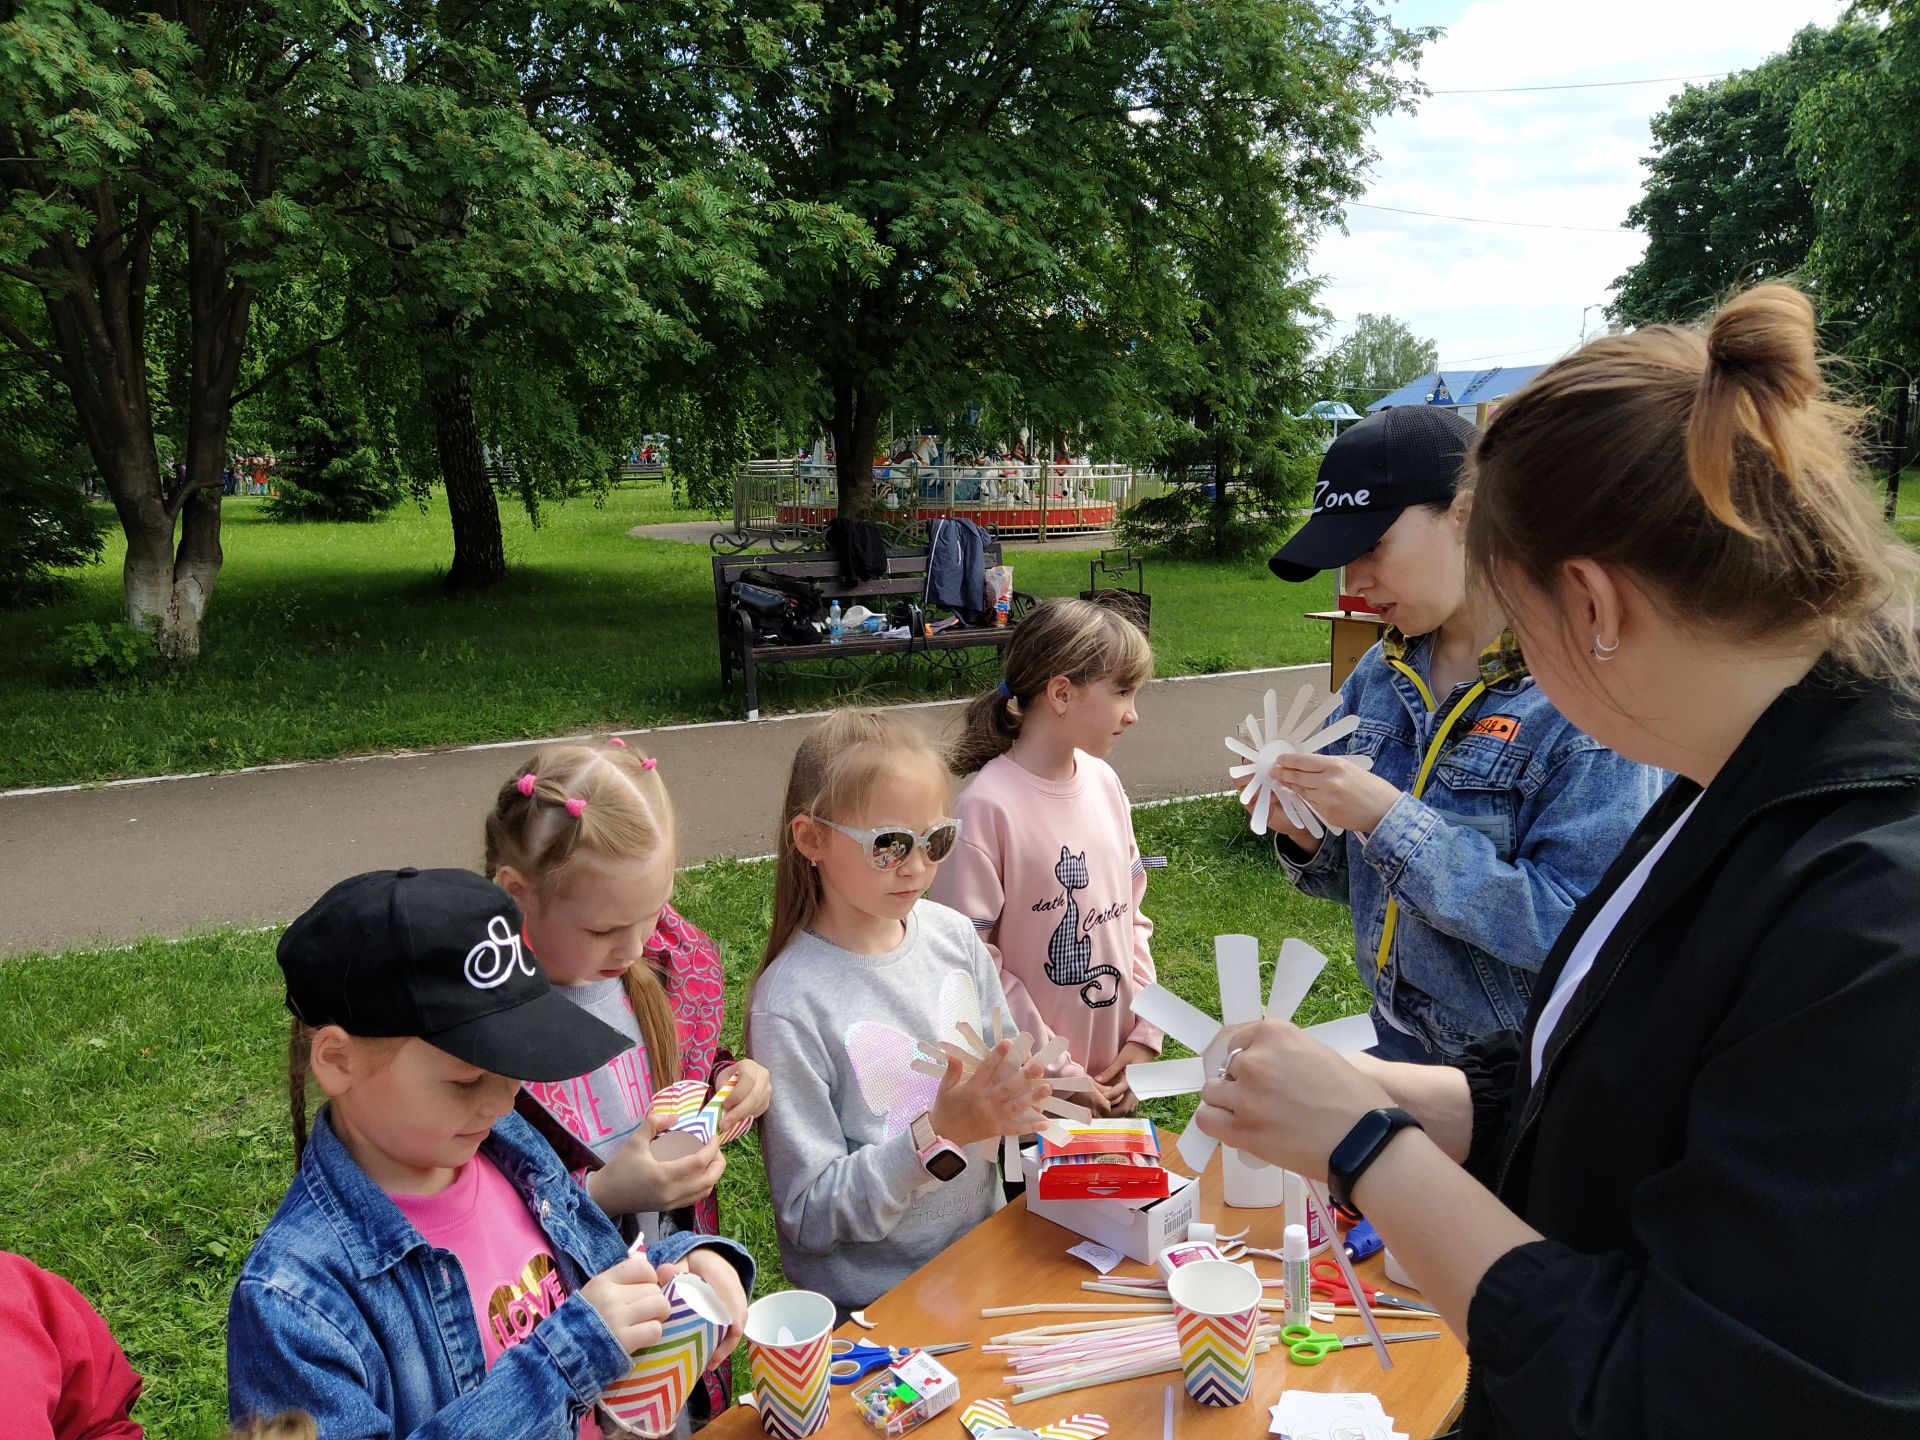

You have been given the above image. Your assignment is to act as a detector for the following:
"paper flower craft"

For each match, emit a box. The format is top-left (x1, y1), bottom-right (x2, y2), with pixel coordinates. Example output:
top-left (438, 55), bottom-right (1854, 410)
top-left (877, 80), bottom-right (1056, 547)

top-left (1224, 684), bottom-right (1373, 838)
top-left (1126, 935), bottom-right (1377, 1174)
top-left (908, 1007), bottom-right (1095, 1178)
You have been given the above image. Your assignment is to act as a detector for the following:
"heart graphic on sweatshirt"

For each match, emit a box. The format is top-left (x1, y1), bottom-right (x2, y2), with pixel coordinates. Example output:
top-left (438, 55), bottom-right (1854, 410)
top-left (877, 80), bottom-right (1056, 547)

top-left (486, 1251), bottom-right (567, 1350)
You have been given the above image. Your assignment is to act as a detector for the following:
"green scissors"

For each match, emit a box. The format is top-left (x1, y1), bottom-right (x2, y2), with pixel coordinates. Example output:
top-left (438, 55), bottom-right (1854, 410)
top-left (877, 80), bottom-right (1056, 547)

top-left (1281, 1324), bottom-right (1441, 1365)
top-left (1281, 1323), bottom-right (1343, 1365)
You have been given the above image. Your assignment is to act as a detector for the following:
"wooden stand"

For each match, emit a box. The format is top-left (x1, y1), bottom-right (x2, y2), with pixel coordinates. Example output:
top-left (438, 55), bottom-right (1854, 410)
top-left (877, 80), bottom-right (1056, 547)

top-left (1308, 610), bottom-right (1391, 689)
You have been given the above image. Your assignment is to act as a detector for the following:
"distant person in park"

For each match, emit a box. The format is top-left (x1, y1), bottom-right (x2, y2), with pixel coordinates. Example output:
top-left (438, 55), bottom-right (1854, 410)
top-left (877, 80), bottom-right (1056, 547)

top-left (483, 738), bottom-right (770, 1424)
top-left (933, 599), bottom-right (1162, 1115)
top-left (1197, 284), bottom-right (1920, 1437)
top-left (1, 1251), bottom-right (143, 1440)
top-left (227, 868), bottom-right (755, 1438)
top-left (1262, 404), bottom-right (1663, 1062)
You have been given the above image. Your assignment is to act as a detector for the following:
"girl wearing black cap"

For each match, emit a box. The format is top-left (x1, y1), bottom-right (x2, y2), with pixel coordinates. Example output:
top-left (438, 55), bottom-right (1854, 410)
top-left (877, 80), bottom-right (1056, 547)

top-left (1262, 405), bottom-right (1663, 1063)
top-left (1198, 284), bottom-right (1920, 1436)
top-left (228, 867), bottom-right (757, 1440)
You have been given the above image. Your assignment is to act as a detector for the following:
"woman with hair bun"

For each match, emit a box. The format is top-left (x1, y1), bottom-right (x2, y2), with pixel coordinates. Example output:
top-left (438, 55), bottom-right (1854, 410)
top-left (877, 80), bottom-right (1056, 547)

top-left (1192, 284), bottom-right (1920, 1437)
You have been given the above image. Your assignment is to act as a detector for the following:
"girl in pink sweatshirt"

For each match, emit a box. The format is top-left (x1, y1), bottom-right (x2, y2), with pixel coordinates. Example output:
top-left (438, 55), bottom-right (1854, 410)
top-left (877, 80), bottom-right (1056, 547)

top-left (932, 599), bottom-right (1162, 1115)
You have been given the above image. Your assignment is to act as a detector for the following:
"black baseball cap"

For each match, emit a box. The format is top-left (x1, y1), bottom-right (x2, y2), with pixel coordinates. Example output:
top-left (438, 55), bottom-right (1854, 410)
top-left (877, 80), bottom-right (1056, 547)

top-left (278, 867), bottom-right (628, 1082)
top-left (1269, 405), bottom-right (1477, 582)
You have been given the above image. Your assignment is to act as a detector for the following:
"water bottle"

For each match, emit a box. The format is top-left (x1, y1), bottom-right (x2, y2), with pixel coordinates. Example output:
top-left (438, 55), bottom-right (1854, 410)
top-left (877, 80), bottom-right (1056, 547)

top-left (828, 600), bottom-right (844, 644)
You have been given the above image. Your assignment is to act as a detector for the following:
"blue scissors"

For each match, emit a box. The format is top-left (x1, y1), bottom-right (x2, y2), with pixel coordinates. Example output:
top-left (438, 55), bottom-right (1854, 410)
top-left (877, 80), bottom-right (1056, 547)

top-left (828, 1339), bottom-right (970, 1385)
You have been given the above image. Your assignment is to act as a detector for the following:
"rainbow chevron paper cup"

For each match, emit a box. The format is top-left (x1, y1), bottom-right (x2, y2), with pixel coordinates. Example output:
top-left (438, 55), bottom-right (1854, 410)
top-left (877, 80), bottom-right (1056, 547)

top-left (1168, 1259), bottom-right (1261, 1407)
top-left (743, 1290), bottom-right (834, 1438)
top-left (600, 1274), bottom-right (729, 1437)
top-left (650, 1077), bottom-right (741, 1161)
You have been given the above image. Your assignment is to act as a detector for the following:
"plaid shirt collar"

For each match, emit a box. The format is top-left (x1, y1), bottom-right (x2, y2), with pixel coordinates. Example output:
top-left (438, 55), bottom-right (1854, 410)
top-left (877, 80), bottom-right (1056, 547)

top-left (1381, 626), bottom-right (1529, 689)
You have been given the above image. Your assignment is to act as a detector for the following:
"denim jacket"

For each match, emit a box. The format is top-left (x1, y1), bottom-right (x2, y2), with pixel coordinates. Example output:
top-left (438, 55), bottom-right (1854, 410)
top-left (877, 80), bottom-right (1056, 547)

top-left (228, 1106), bottom-right (755, 1440)
top-left (1281, 630), bottom-right (1665, 1057)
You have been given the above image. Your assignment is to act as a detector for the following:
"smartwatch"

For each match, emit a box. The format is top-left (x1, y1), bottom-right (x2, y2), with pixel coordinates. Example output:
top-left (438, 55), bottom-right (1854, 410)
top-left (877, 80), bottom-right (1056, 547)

top-left (1327, 1107), bottom-right (1422, 1222)
top-left (910, 1112), bottom-right (967, 1183)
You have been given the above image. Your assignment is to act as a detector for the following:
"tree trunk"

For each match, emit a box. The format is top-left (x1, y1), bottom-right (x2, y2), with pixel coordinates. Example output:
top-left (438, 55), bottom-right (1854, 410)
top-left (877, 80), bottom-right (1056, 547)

top-left (830, 379), bottom-right (886, 520)
top-left (430, 362), bottom-right (506, 588)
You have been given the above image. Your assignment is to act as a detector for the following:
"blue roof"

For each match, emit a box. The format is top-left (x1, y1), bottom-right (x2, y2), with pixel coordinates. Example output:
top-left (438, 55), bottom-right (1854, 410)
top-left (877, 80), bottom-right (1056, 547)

top-left (1366, 364), bottom-right (1550, 413)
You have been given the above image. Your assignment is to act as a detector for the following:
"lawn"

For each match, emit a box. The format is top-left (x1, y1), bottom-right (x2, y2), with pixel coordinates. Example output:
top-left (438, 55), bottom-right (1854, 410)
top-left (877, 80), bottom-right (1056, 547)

top-left (0, 794), bottom-right (1364, 1440)
top-left (0, 483), bottom-right (1331, 790)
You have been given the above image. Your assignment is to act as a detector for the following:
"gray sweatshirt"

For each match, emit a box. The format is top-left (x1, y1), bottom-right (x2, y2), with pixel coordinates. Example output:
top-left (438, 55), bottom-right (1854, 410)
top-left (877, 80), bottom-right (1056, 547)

top-left (749, 901), bottom-right (1008, 1313)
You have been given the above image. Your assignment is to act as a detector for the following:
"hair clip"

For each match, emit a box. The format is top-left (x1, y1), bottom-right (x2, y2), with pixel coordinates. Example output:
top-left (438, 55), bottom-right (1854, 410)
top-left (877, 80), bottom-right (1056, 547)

top-left (565, 797), bottom-right (587, 818)
top-left (641, 757), bottom-right (658, 771)
top-left (516, 773), bottom-right (538, 797)
top-left (996, 680), bottom-right (1012, 699)
top-left (607, 736), bottom-right (627, 748)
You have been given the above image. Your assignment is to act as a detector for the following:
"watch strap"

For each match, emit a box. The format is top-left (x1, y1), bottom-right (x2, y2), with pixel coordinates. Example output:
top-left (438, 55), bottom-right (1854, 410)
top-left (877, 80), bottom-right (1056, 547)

top-left (1328, 1107), bottom-right (1421, 1221)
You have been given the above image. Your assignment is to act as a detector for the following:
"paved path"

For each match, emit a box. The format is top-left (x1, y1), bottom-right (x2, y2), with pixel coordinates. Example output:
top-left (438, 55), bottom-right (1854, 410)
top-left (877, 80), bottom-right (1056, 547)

top-left (0, 664), bottom-right (1321, 957)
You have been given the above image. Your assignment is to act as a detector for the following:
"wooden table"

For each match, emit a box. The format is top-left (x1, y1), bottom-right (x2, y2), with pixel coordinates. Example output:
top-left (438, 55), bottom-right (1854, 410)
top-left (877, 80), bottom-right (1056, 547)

top-left (1306, 610), bottom-right (1392, 690)
top-left (706, 1166), bottom-right (1467, 1438)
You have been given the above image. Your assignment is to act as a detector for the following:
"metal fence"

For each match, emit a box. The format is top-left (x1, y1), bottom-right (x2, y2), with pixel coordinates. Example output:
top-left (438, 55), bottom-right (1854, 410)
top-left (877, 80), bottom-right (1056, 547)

top-left (717, 460), bottom-right (1137, 551)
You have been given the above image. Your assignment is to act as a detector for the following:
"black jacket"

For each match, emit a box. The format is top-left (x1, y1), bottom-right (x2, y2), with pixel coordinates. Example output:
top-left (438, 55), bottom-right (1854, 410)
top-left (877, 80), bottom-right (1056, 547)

top-left (1457, 663), bottom-right (1920, 1439)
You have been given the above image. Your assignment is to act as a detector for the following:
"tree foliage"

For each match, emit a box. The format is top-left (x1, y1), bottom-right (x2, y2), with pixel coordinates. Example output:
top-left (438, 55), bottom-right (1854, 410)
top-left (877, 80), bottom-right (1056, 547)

top-left (1611, 21), bottom-right (1879, 327)
top-left (1311, 312), bottom-right (1437, 411)
top-left (1795, 2), bottom-right (1920, 386)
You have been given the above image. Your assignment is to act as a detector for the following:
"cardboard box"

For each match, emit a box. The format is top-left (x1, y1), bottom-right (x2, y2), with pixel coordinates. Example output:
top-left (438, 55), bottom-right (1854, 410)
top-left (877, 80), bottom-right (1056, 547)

top-left (1033, 1118), bottom-right (1169, 1201)
top-left (1020, 1145), bottom-right (1201, 1265)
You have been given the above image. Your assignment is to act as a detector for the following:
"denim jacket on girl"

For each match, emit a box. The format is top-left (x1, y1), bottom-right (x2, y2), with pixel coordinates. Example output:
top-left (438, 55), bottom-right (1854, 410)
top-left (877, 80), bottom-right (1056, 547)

top-left (1280, 629), bottom-right (1665, 1057)
top-left (228, 1105), bottom-right (754, 1440)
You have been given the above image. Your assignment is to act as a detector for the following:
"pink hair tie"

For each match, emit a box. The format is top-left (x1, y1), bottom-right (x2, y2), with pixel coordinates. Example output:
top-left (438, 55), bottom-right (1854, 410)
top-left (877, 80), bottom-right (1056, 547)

top-left (565, 797), bottom-right (587, 818)
top-left (516, 773), bottom-right (538, 797)
top-left (640, 757), bottom-right (658, 772)
top-left (607, 736), bottom-right (627, 748)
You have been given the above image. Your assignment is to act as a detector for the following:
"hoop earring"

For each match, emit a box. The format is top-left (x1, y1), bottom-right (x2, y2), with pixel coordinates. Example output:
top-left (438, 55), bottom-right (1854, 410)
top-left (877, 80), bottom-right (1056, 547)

top-left (1591, 635), bottom-right (1620, 662)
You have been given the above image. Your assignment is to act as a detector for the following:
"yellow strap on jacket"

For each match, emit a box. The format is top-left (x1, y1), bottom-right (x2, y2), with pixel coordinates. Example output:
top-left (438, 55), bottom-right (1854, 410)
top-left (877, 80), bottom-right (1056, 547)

top-left (1373, 661), bottom-right (1489, 973)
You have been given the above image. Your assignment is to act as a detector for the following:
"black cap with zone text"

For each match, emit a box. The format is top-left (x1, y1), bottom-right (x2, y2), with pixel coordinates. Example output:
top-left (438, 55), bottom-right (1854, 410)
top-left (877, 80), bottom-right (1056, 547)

top-left (277, 867), bottom-right (627, 1082)
top-left (1269, 405), bottom-right (1477, 583)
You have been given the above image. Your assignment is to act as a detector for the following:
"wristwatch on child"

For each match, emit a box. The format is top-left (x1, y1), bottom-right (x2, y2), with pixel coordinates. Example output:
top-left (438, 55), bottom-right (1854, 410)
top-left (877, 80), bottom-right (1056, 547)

top-left (1327, 1107), bottom-right (1422, 1221)
top-left (910, 1112), bottom-right (968, 1182)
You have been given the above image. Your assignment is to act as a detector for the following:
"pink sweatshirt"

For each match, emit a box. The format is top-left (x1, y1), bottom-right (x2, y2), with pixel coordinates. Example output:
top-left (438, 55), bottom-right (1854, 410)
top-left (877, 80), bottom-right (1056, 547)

top-left (931, 753), bottom-right (1162, 1075)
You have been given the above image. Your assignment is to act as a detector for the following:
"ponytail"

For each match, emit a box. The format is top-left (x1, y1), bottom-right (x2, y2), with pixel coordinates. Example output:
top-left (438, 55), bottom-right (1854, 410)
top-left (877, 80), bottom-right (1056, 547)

top-left (948, 599), bottom-right (1153, 774)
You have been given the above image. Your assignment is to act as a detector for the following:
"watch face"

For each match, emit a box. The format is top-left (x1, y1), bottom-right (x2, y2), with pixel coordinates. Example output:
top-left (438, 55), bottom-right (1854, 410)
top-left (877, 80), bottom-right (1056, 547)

top-left (926, 1146), bottom-right (968, 1182)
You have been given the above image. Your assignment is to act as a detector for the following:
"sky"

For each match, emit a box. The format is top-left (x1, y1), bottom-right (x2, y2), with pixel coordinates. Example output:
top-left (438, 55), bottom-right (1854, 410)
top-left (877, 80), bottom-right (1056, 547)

top-left (1308, 0), bottom-right (1848, 384)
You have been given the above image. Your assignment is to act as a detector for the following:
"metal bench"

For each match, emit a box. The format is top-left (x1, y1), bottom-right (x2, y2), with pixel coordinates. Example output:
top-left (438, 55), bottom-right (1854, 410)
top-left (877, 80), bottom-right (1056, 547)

top-left (712, 543), bottom-right (1035, 720)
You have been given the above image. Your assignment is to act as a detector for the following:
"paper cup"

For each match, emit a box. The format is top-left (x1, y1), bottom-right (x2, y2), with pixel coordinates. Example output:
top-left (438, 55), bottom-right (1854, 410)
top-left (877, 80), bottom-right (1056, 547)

top-left (744, 1290), bottom-right (834, 1438)
top-left (649, 1077), bottom-right (741, 1161)
top-left (1167, 1259), bottom-right (1262, 1407)
top-left (601, 1274), bottom-right (730, 1438)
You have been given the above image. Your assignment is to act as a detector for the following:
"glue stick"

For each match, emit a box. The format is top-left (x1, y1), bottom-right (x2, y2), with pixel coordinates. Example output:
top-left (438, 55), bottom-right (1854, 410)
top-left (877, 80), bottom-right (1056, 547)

top-left (1282, 1224), bottom-right (1311, 1329)
top-left (1282, 1171), bottom-right (1331, 1256)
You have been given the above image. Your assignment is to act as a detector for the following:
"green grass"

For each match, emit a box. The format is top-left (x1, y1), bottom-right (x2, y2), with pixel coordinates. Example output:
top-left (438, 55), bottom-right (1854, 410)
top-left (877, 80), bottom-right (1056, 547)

top-left (0, 795), bottom-right (1363, 1440)
top-left (0, 483), bottom-right (1331, 790)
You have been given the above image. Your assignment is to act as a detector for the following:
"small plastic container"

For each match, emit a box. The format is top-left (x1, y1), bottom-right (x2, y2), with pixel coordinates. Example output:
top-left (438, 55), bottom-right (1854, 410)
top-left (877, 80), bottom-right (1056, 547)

top-left (850, 1352), bottom-right (960, 1436)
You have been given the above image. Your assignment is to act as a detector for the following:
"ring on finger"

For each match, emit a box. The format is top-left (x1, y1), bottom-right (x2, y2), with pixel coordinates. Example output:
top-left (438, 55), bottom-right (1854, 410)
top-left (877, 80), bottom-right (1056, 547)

top-left (1215, 1044), bottom-right (1248, 1081)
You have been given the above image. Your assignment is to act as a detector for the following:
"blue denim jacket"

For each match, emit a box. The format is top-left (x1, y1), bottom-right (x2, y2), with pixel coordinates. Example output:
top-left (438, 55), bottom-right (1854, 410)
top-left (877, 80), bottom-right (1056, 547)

top-left (1281, 630), bottom-right (1665, 1057)
top-left (228, 1106), bottom-right (755, 1440)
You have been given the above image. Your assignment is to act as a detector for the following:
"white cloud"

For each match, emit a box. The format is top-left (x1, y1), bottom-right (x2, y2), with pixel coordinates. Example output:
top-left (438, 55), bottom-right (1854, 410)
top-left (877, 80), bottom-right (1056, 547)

top-left (1308, 0), bottom-right (1847, 384)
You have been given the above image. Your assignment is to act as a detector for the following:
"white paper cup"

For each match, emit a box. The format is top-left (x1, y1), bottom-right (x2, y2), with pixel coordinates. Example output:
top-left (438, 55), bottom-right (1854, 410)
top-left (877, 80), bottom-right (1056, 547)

top-left (744, 1290), bottom-right (835, 1438)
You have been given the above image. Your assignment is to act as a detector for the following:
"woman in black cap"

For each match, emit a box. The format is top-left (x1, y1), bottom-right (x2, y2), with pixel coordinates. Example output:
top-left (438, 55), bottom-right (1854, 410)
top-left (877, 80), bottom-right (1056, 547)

top-left (1261, 404), bottom-right (1662, 1063)
top-left (1200, 285), bottom-right (1920, 1437)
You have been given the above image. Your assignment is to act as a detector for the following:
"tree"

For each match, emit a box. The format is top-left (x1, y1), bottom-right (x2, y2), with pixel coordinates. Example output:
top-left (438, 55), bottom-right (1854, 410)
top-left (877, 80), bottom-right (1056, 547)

top-left (1796, 3), bottom-right (1920, 386)
top-left (1611, 22), bottom-right (1878, 327)
top-left (1313, 312), bottom-right (1437, 412)
top-left (650, 0), bottom-right (1421, 519)
top-left (0, 0), bottom-right (347, 657)
top-left (0, 343), bottom-right (105, 604)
